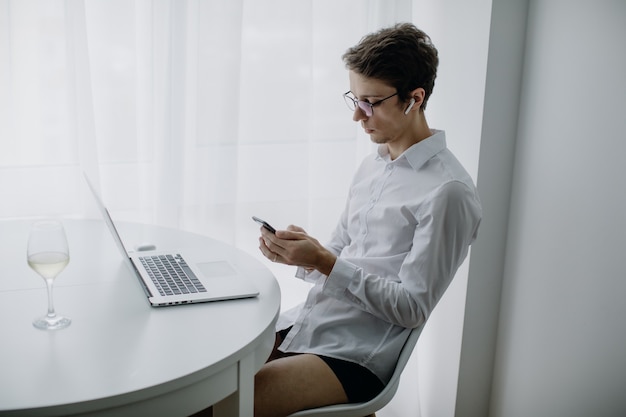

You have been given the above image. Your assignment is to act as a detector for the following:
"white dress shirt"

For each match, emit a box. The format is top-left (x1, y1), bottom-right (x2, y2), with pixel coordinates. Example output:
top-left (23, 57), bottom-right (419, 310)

top-left (276, 130), bottom-right (482, 384)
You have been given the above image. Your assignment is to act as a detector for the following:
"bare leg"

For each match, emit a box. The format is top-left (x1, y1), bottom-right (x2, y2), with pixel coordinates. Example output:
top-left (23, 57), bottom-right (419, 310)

top-left (254, 353), bottom-right (349, 417)
top-left (192, 333), bottom-right (349, 417)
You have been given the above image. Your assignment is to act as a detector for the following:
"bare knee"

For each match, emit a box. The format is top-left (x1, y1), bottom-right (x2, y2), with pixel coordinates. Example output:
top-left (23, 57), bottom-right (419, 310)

top-left (254, 362), bottom-right (295, 417)
top-left (254, 355), bottom-right (348, 417)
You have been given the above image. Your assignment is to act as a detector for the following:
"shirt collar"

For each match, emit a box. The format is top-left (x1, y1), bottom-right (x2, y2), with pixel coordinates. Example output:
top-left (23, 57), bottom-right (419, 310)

top-left (376, 130), bottom-right (447, 171)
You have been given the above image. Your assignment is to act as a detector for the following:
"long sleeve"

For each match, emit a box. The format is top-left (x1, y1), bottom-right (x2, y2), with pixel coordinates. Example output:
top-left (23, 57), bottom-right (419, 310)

top-left (276, 130), bottom-right (482, 384)
top-left (322, 180), bottom-right (481, 328)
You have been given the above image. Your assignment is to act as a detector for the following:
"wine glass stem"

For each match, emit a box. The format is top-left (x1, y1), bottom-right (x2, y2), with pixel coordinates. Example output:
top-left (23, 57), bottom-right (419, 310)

top-left (44, 278), bottom-right (57, 319)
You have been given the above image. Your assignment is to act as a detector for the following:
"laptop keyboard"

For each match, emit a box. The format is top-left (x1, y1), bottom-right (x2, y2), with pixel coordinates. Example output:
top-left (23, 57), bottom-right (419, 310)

top-left (139, 254), bottom-right (207, 296)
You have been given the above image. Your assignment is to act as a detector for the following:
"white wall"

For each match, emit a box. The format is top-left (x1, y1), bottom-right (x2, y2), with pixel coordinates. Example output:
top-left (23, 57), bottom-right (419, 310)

top-left (490, 1), bottom-right (626, 415)
top-left (455, 1), bottom-right (528, 416)
top-left (460, 1), bottom-right (626, 416)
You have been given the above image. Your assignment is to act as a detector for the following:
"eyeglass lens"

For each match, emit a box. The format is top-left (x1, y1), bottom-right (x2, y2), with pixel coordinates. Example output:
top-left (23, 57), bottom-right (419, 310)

top-left (344, 94), bottom-right (373, 117)
top-left (356, 101), bottom-right (373, 117)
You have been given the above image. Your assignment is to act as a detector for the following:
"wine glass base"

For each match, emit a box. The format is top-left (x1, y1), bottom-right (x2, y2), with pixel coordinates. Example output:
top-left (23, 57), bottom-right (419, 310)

top-left (33, 315), bottom-right (71, 330)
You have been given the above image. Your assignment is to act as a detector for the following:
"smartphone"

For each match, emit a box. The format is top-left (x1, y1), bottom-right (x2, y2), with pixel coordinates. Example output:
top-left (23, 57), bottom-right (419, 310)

top-left (252, 216), bottom-right (276, 234)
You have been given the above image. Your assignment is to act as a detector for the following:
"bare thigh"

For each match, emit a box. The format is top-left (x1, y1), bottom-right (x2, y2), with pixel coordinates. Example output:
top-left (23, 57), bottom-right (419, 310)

top-left (254, 353), bottom-right (349, 417)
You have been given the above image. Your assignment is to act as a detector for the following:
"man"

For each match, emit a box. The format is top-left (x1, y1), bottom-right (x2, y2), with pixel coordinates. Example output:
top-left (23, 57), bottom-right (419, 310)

top-left (254, 23), bottom-right (482, 417)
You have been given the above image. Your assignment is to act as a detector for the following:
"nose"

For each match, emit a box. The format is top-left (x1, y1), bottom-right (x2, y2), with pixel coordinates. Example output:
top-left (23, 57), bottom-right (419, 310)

top-left (352, 106), bottom-right (368, 122)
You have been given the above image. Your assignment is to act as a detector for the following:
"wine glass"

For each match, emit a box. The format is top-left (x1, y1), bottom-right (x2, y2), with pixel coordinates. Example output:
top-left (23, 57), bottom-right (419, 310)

top-left (27, 220), bottom-right (72, 330)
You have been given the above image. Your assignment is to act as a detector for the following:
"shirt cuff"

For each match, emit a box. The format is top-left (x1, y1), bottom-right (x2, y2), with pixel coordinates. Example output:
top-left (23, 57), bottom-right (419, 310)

top-left (295, 266), bottom-right (325, 284)
top-left (322, 257), bottom-right (359, 298)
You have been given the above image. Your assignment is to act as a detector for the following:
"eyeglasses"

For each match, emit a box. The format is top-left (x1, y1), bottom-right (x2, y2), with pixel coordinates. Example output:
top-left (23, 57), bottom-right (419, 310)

top-left (343, 91), bottom-right (398, 117)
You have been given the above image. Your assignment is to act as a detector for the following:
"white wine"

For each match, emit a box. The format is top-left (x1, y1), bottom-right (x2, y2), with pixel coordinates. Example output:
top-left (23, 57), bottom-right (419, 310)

top-left (28, 252), bottom-right (69, 280)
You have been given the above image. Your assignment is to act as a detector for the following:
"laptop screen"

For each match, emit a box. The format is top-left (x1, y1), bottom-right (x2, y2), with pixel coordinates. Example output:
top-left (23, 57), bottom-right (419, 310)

top-left (84, 174), bottom-right (132, 262)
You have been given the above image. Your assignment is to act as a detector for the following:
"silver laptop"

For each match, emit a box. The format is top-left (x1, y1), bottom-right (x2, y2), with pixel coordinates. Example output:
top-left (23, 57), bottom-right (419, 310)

top-left (84, 175), bottom-right (259, 306)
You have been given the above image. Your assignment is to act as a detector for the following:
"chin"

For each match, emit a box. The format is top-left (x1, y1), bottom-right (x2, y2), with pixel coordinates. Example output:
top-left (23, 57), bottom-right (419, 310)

top-left (369, 135), bottom-right (388, 144)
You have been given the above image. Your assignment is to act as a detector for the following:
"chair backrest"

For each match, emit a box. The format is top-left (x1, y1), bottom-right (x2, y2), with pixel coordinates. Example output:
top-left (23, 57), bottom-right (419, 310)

top-left (288, 325), bottom-right (424, 417)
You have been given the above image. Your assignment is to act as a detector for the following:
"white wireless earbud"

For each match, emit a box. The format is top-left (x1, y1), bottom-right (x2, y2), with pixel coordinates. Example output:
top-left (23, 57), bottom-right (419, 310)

top-left (404, 98), bottom-right (416, 115)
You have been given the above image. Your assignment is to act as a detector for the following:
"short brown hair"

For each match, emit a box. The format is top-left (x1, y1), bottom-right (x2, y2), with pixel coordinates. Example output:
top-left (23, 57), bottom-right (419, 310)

top-left (342, 23), bottom-right (439, 110)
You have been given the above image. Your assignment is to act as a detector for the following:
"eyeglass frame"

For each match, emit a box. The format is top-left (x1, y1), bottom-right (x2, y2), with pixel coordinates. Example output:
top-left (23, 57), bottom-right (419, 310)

top-left (343, 91), bottom-right (399, 117)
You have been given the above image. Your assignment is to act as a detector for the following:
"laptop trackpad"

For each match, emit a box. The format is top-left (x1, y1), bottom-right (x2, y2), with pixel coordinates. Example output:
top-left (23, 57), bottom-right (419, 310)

top-left (197, 261), bottom-right (237, 278)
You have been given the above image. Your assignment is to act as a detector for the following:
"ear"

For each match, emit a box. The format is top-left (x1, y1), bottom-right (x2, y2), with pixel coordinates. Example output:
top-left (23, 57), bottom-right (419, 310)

top-left (406, 88), bottom-right (426, 113)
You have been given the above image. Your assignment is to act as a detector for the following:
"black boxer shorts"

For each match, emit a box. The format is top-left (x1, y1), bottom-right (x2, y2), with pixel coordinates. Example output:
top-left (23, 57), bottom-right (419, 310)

top-left (277, 328), bottom-right (384, 403)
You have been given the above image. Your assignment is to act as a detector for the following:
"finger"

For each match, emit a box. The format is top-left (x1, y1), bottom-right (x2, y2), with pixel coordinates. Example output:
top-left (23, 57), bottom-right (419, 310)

top-left (261, 227), bottom-right (284, 243)
top-left (286, 224), bottom-right (306, 233)
top-left (262, 232), bottom-right (292, 254)
top-left (258, 237), bottom-right (273, 258)
top-left (274, 229), bottom-right (307, 240)
top-left (260, 237), bottom-right (283, 264)
top-left (260, 227), bottom-right (274, 238)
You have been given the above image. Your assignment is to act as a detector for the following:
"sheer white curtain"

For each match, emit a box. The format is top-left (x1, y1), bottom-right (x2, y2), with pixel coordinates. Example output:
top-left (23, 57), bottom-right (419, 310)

top-left (0, 0), bottom-right (415, 303)
top-left (0, 2), bottom-right (396, 235)
top-left (0, 1), bottom-right (488, 416)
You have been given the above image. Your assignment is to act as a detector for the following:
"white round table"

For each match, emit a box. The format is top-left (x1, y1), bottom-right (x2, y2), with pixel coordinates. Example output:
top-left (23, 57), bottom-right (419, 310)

top-left (0, 219), bottom-right (281, 417)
